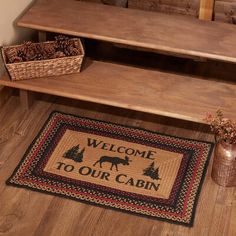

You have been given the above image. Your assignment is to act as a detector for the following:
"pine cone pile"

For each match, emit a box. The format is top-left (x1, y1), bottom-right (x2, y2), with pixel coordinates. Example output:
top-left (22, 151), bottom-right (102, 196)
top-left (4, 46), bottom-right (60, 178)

top-left (5, 35), bottom-right (82, 64)
top-left (4, 48), bottom-right (22, 63)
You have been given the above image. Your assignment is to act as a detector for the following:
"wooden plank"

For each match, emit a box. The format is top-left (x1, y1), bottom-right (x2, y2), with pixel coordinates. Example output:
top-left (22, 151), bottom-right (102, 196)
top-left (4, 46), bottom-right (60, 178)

top-left (19, 89), bottom-right (34, 110)
top-left (17, 0), bottom-right (236, 63)
top-left (128, 0), bottom-right (199, 17)
top-left (0, 60), bottom-right (236, 123)
top-left (102, 0), bottom-right (128, 7)
top-left (214, 0), bottom-right (236, 23)
top-left (38, 31), bottom-right (47, 42)
top-left (0, 86), bottom-right (12, 108)
top-left (199, 0), bottom-right (215, 20)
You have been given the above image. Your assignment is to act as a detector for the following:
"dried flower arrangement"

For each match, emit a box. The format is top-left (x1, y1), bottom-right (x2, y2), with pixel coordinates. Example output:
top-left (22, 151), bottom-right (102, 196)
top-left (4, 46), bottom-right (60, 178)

top-left (204, 110), bottom-right (236, 144)
top-left (4, 35), bottom-right (82, 64)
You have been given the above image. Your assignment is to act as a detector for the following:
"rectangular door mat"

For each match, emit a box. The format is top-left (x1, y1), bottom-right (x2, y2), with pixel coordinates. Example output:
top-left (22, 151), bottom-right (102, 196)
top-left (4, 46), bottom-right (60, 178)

top-left (6, 111), bottom-right (213, 227)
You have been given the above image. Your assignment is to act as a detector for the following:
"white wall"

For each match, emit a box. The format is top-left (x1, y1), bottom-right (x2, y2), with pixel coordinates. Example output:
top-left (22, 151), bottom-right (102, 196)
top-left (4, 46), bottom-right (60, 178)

top-left (0, 0), bottom-right (35, 76)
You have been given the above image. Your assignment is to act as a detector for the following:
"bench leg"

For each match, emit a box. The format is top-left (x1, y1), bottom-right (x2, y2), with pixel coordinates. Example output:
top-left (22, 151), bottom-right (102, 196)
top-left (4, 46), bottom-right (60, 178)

top-left (20, 90), bottom-right (34, 110)
top-left (38, 31), bottom-right (47, 42)
top-left (199, 0), bottom-right (214, 21)
top-left (0, 86), bottom-right (12, 108)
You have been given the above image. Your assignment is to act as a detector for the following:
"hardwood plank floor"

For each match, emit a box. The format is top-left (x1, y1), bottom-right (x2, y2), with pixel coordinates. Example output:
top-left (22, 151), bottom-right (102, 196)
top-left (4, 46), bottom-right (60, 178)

top-left (0, 95), bottom-right (235, 236)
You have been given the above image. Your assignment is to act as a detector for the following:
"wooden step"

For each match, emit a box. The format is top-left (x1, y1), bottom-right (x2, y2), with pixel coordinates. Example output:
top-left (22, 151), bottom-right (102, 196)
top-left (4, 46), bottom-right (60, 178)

top-left (17, 0), bottom-right (236, 63)
top-left (1, 60), bottom-right (236, 123)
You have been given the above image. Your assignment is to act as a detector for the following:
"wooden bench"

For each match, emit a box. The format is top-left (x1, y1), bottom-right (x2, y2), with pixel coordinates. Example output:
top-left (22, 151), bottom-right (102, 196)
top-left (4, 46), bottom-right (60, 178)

top-left (0, 0), bottom-right (236, 123)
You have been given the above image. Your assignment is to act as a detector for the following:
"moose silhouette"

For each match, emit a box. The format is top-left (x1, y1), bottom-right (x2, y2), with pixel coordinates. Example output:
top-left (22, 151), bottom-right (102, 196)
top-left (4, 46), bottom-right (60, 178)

top-left (93, 155), bottom-right (131, 171)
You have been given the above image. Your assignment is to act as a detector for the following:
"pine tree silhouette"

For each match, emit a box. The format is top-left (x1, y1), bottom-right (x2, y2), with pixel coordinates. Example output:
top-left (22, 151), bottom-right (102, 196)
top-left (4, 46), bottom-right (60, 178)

top-left (143, 162), bottom-right (155, 176)
top-left (63, 144), bottom-right (79, 158)
top-left (143, 162), bottom-right (161, 180)
top-left (151, 167), bottom-right (161, 180)
top-left (63, 144), bottom-right (84, 163)
top-left (76, 148), bottom-right (85, 162)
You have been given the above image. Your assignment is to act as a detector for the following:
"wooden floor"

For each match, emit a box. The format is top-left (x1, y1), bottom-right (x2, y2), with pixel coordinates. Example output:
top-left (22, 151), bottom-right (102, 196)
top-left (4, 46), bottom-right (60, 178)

top-left (0, 94), bottom-right (235, 236)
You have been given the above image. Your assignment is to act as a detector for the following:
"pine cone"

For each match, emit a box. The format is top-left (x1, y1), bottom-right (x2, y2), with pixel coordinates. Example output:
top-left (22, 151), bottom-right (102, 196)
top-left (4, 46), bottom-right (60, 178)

top-left (62, 41), bottom-right (71, 55)
top-left (34, 52), bottom-right (44, 61)
top-left (69, 47), bottom-right (81, 56)
top-left (64, 44), bottom-right (74, 56)
top-left (55, 35), bottom-right (70, 51)
top-left (72, 40), bottom-right (81, 50)
top-left (66, 40), bottom-right (82, 56)
top-left (55, 35), bottom-right (70, 42)
top-left (25, 49), bottom-right (37, 61)
top-left (27, 53), bottom-right (37, 61)
top-left (17, 49), bottom-right (27, 61)
top-left (22, 41), bottom-right (38, 61)
top-left (51, 51), bottom-right (66, 59)
top-left (33, 44), bottom-right (44, 60)
top-left (13, 56), bottom-right (23, 63)
top-left (4, 48), bottom-right (18, 63)
top-left (41, 43), bottom-right (56, 59)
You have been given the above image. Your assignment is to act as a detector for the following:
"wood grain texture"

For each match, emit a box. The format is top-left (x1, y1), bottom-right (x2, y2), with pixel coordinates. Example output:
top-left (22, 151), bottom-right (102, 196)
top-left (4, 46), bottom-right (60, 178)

top-left (214, 0), bottom-right (236, 23)
top-left (80, 0), bottom-right (128, 7)
top-left (0, 95), bottom-right (235, 236)
top-left (38, 31), bottom-right (47, 42)
top-left (128, 0), bottom-right (199, 17)
top-left (199, 0), bottom-right (215, 20)
top-left (0, 60), bottom-right (236, 123)
top-left (17, 0), bottom-right (236, 63)
top-left (19, 90), bottom-right (34, 110)
top-left (102, 0), bottom-right (128, 7)
top-left (0, 86), bottom-right (12, 108)
top-left (0, 97), bottom-right (55, 235)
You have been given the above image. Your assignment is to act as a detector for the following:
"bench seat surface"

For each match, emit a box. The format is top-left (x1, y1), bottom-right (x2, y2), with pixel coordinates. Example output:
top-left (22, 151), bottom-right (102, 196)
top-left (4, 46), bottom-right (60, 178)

top-left (1, 60), bottom-right (236, 123)
top-left (17, 0), bottom-right (236, 63)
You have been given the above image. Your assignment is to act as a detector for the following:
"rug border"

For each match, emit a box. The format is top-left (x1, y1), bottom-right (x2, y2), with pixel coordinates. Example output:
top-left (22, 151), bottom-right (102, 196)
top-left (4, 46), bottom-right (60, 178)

top-left (52, 110), bottom-right (214, 145)
top-left (5, 110), bottom-right (215, 227)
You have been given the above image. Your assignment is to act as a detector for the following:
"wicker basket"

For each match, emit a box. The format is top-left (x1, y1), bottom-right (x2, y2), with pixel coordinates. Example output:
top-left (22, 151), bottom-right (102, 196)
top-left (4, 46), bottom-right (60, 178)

top-left (1, 39), bottom-right (85, 81)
